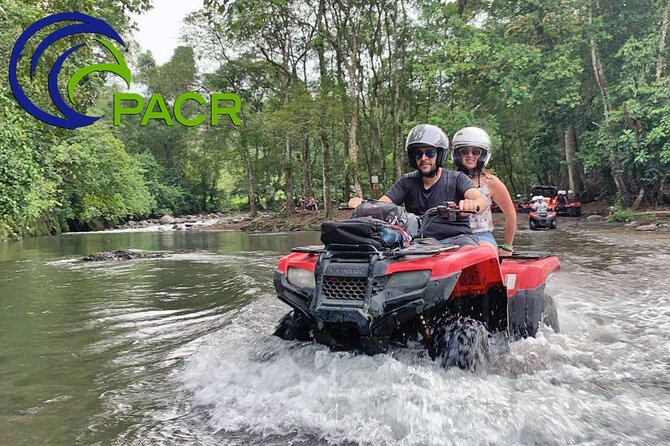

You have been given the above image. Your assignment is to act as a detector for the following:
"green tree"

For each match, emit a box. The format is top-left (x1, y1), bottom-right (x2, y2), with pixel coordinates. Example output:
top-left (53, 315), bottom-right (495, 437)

top-left (53, 125), bottom-right (154, 226)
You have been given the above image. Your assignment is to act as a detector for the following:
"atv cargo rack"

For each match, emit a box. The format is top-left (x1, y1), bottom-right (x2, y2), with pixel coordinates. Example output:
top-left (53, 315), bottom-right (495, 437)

top-left (292, 240), bottom-right (459, 259)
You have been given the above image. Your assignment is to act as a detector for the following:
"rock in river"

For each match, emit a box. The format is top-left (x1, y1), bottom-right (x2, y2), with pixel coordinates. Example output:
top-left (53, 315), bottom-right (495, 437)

top-left (82, 250), bottom-right (167, 261)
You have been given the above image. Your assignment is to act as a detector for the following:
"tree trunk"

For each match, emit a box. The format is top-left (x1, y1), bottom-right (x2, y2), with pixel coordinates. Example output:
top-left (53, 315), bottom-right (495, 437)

top-left (392, 1), bottom-right (406, 180)
top-left (347, 28), bottom-right (364, 198)
top-left (333, 23), bottom-right (351, 202)
top-left (631, 186), bottom-right (645, 211)
top-left (244, 145), bottom-right (257, 217)
top-left (589, 2), bottom-right (630, 204)
top-left (284, 134), bottom-right (294, 216)
top-left (516, 125), bottom-right (529, 194)
top-left (564, 123), bottom-right (582, 193)
top-left (500, 138), bottom-right (518, 194)
top-left (316, 0), bottom-right (332, 218)
top-left (302, 137), bottom-right (313, 199)
top-left (656, 0), bottom-right (670, 81)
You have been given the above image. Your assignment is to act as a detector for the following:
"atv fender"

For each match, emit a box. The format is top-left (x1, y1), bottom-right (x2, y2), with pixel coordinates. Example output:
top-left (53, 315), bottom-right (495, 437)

top-left (500, 255), bottom-right (560, 337)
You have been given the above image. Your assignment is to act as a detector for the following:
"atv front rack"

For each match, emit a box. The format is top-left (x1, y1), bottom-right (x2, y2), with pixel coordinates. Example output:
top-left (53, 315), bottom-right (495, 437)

top-left (292, 239), bottom-right (458, 259)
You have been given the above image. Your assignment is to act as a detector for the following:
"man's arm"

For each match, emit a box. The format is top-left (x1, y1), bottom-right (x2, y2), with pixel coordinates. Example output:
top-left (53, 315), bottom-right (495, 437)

top-left (461, 188), bottom-right (488, 214)
top-left (347, 195), bottom-right (393, 208)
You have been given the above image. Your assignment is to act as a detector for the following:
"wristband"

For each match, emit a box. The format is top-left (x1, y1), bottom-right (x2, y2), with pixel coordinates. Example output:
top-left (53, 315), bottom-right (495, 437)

top-left (501, 243), bottom-right (513, 252)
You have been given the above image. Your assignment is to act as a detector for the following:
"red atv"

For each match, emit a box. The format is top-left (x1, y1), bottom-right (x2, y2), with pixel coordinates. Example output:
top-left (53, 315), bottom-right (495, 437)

top-left (272, 205), bottom-right (560, 370)
top-left (529, 209), bottom-right (558, 230)
top-left (556, 191), bottom-right (582, 217)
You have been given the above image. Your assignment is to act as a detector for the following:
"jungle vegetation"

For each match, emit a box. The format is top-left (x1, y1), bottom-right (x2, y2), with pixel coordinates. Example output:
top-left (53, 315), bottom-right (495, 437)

top-left (2, 0), bottom-right (670, 238)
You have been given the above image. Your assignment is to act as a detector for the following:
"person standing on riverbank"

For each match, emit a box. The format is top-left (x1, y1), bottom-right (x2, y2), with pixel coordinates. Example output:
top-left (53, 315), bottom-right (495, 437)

top-left (451, 126), bottom-right (517, 256)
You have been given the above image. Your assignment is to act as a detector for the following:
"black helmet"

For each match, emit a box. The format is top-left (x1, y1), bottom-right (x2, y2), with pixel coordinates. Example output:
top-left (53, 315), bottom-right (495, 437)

top-left (405, 124), bottom-right (449, 170)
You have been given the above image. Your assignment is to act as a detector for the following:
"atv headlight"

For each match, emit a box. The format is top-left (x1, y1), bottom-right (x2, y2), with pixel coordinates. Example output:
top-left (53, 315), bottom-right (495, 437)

top-left (287, 267), bottom-right (316, 289)
top-left (386, 270), bottom-right (430, 293)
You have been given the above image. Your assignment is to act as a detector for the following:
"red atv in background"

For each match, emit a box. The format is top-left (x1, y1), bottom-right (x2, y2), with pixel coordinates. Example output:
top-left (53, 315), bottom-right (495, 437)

top-left (272, 205), bottom-right (560, 370)
top-left (518, 186), bottom-right (582, 216)
top-left (555, 190), bottom-right (582, 217)
top-left (529, 207), bottom-right (558, 230)
top-left (519, 185), bottom-right (558, 213)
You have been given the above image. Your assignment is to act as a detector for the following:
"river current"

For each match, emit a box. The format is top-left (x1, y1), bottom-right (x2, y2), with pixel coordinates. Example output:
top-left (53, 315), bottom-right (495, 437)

top-left (0, 227), bottom-right (668, 445)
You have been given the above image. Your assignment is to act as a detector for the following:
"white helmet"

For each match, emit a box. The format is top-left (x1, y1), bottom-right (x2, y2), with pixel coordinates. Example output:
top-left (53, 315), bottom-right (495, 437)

top-left (567, 189), bottom-right (574, 195)
top-left (537, 195), bottom-right (545, 202)
top-left (558, 190), bottom-right (566, 195)
top-left (451, 126), bottom-right (493, 171)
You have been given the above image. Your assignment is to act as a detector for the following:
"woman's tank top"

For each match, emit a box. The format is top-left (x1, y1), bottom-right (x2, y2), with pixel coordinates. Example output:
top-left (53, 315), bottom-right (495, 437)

top-left (470, 183), bottom-right (494, 233)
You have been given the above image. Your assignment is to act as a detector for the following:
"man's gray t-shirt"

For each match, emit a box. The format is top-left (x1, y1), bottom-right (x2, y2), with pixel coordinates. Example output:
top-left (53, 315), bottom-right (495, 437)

top-left (385, 170), bottom-right (475, 239)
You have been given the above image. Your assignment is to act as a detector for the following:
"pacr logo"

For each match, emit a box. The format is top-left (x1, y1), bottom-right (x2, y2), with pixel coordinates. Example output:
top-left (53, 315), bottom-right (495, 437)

top-left (8, 12), bottom-right (241, 129)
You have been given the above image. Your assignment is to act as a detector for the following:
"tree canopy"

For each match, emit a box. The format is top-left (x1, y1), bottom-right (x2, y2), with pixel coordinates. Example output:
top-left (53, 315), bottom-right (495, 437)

top-left (2, 0), bottom-right (670, 238)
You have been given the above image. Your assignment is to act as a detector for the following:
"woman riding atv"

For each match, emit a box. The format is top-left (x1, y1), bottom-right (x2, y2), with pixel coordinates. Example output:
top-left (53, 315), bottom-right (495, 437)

top-left (451, 127), bottom-right (517, 257)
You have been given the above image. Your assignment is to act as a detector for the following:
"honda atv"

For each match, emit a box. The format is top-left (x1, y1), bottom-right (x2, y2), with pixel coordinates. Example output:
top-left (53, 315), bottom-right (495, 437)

top-left (272, 205), bottom-right (560, 370)
top-left (529, 210), bottom-right (557, 230)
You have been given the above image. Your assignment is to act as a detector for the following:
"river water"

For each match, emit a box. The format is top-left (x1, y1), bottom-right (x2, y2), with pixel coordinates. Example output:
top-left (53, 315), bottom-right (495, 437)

top-left (0, 227), bottom-right (668, 445)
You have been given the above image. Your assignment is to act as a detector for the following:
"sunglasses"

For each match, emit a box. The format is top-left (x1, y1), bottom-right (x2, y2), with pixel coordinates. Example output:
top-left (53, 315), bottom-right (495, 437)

top-left (458, 147), bottom-right (483, 156)
top-left (413, 148), bottom-right (437, 159)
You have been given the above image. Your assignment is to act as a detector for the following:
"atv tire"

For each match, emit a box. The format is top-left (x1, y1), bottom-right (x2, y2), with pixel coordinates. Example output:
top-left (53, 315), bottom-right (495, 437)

top-left (273, 311), bottom-right (312, 341)
top-left (429, 316), bottom-right (489, 371)
top-left (529, 220), bottom-right (537, 230)
top-left (541, 294), bottom-right (560, 333)
top-left (509, 293), bottom-right (560, 338)
top-left (550, 220), bottom-right (557, 229)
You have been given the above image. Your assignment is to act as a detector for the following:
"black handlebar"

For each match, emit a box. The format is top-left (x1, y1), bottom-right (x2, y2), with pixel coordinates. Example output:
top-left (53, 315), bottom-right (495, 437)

top-left (421, 204), bottom-right (478, 219)
top-left (417, 202), bottom-right (479, 238)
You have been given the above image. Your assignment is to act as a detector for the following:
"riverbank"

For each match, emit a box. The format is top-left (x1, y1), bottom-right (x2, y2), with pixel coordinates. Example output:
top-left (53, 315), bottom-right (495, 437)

top-left (110, 213), bottom-right (253, 233)
top-left (3, 202), bottom-right (669, 242)
top-left (235, 201), bottom-right (670, 233)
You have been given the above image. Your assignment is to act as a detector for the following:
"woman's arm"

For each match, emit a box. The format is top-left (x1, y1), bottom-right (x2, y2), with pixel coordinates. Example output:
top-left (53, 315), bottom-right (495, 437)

top-left (488, 176), bottom-right (517, 248)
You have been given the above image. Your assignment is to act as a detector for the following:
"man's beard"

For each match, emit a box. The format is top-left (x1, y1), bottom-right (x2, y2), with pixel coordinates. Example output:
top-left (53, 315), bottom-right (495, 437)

top-left (419, 164), bottom-right (439, 177)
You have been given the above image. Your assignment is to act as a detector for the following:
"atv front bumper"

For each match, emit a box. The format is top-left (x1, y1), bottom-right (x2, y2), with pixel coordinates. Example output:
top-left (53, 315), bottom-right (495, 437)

top-left (274, 270), bottom-right (460, 354)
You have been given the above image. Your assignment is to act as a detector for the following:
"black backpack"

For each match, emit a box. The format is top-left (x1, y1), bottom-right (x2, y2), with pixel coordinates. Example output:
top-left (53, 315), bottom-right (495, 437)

top-left (320, 200), bottom-right (413, 250)
top-left (321, 217), bottom-right (411, 250)
top-left (351, 200), bottom-right (406, 225)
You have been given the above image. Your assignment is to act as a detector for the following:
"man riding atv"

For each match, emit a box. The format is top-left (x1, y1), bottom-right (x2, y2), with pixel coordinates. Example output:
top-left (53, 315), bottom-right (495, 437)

top-left (532, 195), bottom-right (549, 212)
top-left (348, 124), bottom-right (488, 246)
top-left (529, 196), bottom-right (557, 230)
top-left (273, 125), bottom-right (560, 371)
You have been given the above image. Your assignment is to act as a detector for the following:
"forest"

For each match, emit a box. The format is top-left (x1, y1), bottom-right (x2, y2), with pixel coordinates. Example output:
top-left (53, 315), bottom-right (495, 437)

top-left (2, 0), bottom-right (670, 239)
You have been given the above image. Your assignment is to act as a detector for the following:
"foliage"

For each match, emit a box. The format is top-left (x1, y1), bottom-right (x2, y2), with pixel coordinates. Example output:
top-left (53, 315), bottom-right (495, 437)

top-left (3, 0), bottom-right (670, 240)
top-left (53, 125), bottom-right (154, 224)
top-left (608, 198), bottom-right (637, 223)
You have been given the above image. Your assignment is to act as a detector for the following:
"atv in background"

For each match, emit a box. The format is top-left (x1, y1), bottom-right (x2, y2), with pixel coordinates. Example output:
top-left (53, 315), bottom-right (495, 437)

top-left (519, 185), bottom-right (558, 213)
top-left (555, 190), bottom-right (582, 217)
top-left (518, 186), bottom-right (582, 216)
top-left (529, 209), bottom-right (557, 230)
top-left (272, 204), bottom-right (560, 370)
